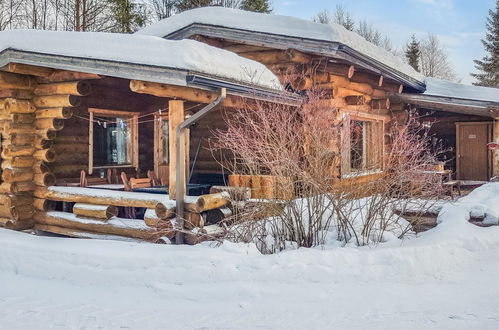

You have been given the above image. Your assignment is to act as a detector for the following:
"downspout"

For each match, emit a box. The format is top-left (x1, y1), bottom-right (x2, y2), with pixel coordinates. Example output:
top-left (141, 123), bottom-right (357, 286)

top-left (175, 88), bottom-right (227, 244)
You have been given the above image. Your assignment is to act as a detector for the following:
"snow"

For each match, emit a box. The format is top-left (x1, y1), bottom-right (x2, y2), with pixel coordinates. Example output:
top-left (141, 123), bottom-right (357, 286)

top-left (1, 185), bottom-right (499, 328)
top-left (137, 7), bottom-right (424, 83)
top-left (48, 186), bottom-right (175, 208)
top-left (0, 29), bottom-right (282, 90)
top-left (424, 77), bottom-right (499, 103)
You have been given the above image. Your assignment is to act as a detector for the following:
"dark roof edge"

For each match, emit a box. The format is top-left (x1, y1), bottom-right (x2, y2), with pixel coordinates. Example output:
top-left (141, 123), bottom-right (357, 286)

top-left (164, 23), bottom-right (426, 92)
top-left (0, 49), bottom-right (299, 105)
top-left (396, 93), bottom-right (499, 108)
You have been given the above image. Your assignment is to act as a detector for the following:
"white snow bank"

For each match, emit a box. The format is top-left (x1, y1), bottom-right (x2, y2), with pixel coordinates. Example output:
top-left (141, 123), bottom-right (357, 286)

top-left (137, 7), bottom-right (424, 83)
top-left (1, 204), bottom-right (499, 328)
top-left (0, 29), bottom-right (282, 90)
top-left (424, 77), bottom-right (499, 103)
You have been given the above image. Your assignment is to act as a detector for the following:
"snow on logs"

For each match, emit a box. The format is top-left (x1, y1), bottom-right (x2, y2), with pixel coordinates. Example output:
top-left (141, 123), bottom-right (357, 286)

top-left (34, 211), bottom-right (174, 240)
top-left (73, 203), bottom-right (118, 220)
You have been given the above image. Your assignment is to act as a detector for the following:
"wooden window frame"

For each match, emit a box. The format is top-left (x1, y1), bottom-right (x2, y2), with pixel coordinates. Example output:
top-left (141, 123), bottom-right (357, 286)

top-left (153, 113), bottom-right (169, 175)
top-left (88, 108), bottom-right (139, 174)
top-left (341, 111), bottom-right (386, 177)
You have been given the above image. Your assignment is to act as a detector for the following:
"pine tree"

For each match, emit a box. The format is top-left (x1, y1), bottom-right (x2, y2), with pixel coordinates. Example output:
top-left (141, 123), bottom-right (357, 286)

top-left (108, 0), bottom-right (147, 33)
top-left (176, 0), bottom-right (212, 12)
top-left (405, 34), bottom-right (421, 72)
top-left (240, 0), bottom-right (272, 13)
top-left (471, 0), bottom-right (499, 87)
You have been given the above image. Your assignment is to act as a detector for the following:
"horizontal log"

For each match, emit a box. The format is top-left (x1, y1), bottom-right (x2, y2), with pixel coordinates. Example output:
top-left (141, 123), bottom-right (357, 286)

top-left (11, 133), bottom-right (35, 146)
top-left (324, 63), bottom-right (355, 78)
top-left (36, 129), bottom-right (57, 140)
top-left (36, 107), bottom-right (73, 119)
top-left (344, 95), bottom-right (369, 106)
top-left (35, 186), bottom-right (173, 210)
top-left (0, 182), bottom-right (36, 194)
top-left (0, 194), bottom-right (33, 208)
top-left (5, 219), bottom-right (35, 231)
top-left (34, 172), bottom-right (56, 186)
top-left (12, 113), bottom-right (35, 124)
top-left (33, 160), bottom-right (51, 174)
top-left (33, 95), bottom-right (82, 108)
top-left (351, 72), bottom-right (383, 87)
top-left (184, 212), bottom-right (205, 229)
top-left (130, 80), bottom-right (245, 108)
top-left (6, 63), bottom-right (53, 77)
top-left (371, 98), bottom-right (391, 110)
top-left (34, 81), bottom-right (91, 96)
top-left (241, 49), bottom-right (311, 64)
top-left (34, 136), bottom-right (53, 149)
top-left (204, 207), bottom-right (232, 225)
top-left (4, 99), bottom-right (36, 113)
top-left (33, 198), bottom-right (57, 211)
top-left (33, 224), bottom-right (167, 243)
top-left (188, 192), bottom-right (230, 213)
top-left (1, 157), bottom-right (35, 170)
top-left (34, 211), bottom-right (174, 240)
top-left (0, 71), bottom-right (35, 90)
top-left (37, 70), bottom-right (101, 83)
top-left (209, 185), bottom-right (251, 201)
top-left (2, 146), bottom-right (35, 159)
top-left (2, 169), bottom-right (34, 183)
top-left (0, 89), bottom-right (32, 99)
top-left (33, 148), bottom-right (56, 162)
top-left (73, 203), bottom-right (118, 220)
top-left (35, 118), bottom-right (64, 130)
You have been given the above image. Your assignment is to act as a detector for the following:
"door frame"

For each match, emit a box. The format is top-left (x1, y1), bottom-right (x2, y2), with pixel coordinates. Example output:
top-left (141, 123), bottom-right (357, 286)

top-left (455, 121), bottom-right (493, 181)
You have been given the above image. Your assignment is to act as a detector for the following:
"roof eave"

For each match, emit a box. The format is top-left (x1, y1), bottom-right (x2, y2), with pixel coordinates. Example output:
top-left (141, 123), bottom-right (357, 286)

top-left (163, 23), bottom-right (426, 92)
top-left (0, 49), bottom-right (298, 105)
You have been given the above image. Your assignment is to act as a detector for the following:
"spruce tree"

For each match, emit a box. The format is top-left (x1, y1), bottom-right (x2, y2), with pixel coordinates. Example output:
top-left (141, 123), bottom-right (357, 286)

top-left (176, 0), bottom-right (212, 12)
top-left (405, 34), bottom-right (421, 72)
top-left (240, 0), bottom-right (272, 13)
top-left (108, 0), bottom-right (146, 33)
top-left (471, 0), bottom-right (499, 87)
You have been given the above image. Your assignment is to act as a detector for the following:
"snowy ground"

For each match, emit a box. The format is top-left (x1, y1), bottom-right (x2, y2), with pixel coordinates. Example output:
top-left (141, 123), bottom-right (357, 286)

top-left (1, 185), bottom-right (499, 329)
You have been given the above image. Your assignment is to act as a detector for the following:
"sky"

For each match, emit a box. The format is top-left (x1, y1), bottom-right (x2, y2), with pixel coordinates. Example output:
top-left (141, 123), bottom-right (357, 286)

top-left (271, 0), bottom-right (496, 84)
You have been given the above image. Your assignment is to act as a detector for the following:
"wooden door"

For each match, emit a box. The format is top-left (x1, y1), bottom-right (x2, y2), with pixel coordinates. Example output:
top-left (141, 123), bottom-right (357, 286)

top-left (456, 122), bottom-right (492, 181)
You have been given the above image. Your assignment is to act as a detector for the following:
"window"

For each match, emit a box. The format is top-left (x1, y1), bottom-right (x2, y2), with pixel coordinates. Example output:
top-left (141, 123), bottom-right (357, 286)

top-left (88, 109), bottom-right (139, 173)
top-left (341, 113), bottom-right (384, 176)
top-left (154, 113), bottom-right (169, 167)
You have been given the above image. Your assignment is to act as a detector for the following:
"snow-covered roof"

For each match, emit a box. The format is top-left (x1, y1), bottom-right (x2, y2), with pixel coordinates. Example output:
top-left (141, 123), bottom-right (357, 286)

top-left (424, 78), bottom-right (499, 104)
top-left (0, 29), bottom-right (282, 90)
top-left (137, 7), bottom-right (425, 84)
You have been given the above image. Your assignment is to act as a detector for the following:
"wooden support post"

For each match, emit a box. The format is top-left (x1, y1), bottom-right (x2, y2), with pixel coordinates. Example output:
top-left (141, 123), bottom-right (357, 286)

top-left (493, 120), bottom-right (499, 178)
top-left (169, 100), bottom-right (185, 199)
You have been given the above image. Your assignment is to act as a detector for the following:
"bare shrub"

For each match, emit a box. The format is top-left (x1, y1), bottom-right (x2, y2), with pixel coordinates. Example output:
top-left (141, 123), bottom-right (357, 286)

top-left (212, 90), bottom-right (445, 253)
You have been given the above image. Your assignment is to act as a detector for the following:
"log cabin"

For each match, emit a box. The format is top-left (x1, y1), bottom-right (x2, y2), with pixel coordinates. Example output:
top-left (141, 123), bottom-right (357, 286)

top-left (0, 29), bottom-right (299, 243)
top-left (0, 7), bottom-right (498, 243)
top-left (138, 6), bottom-right (499, 184)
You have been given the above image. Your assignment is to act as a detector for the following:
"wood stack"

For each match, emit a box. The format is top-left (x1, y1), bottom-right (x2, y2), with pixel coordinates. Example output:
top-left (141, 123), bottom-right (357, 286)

top-left (228, 174), bottom-right (294, 200)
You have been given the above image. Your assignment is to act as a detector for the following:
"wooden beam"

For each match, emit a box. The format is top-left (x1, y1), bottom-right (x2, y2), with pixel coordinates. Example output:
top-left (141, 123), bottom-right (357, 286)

top-left (223, 44), bottom-right (270, 53)
top-left (6, 63), bottom-right (54, 77)
top-left (169, 100), bottom-right (185, 199)
top-left (344, 95), bottom-right (370, 105)
top-left (130, 80), bottom-right (245, 108)
top-left (0, 71), bottom-right (35, 90)
top-left (325, 63), bottom-right (355, 78)
top-left (241, 49), bottom-right (311, 64)
top-left (351, 72), bottom-right (383, 87)
top-left (34, 81), bottom-right (92, 96)
top-left (37, 70), bottom-right (101, 83)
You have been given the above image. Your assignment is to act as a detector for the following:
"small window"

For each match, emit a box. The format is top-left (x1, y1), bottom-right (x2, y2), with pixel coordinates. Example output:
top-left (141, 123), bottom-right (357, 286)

top-left (154, 114), bottom-right (169, 166)
top-left (89, 109), bottom-right (138, 173)
top-left (342, 114), bottom-right (384, 176)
